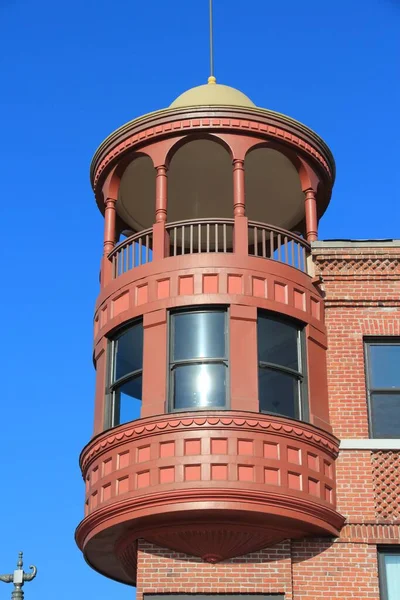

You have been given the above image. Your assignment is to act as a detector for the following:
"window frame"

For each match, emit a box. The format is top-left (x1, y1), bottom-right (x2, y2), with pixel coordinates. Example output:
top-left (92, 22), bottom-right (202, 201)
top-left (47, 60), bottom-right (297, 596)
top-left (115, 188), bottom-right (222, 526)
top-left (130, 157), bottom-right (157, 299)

top-left (105, 319), bottom-right (144, 429)
top-left (365, 338), bottom-right (400, 439)
top-left (378, 546), bottom-right (400, 600)
top-left (257, 311), bottom-right (308, 422)
top-left (168, 306), bottom-right (229, 413)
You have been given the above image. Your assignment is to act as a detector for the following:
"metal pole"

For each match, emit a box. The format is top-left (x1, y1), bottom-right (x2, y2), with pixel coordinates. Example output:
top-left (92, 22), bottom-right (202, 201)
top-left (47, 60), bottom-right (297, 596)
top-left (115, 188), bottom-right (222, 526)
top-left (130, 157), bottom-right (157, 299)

top-left (209, 0), bottom-right (214, 77)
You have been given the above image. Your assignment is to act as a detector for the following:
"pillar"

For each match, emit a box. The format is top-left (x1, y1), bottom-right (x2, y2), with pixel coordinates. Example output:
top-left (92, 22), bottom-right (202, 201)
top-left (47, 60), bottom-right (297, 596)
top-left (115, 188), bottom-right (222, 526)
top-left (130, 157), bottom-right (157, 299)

top-left (232, 158), bottom-right (248, 255)
top-left (305, 188), bottom-right (318, 242)
top-left (101, 196), bottom-right (117, 287)
top-left (153, 165), bottom-right (169, 259)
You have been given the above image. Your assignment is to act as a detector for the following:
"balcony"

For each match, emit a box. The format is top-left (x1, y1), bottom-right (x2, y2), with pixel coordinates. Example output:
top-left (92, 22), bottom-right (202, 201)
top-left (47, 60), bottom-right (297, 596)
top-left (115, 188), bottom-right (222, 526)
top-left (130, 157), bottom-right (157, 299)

top-left (109, 219), bottom-right (310, 279)
top-left (76, 410), bottom-right (344, 585)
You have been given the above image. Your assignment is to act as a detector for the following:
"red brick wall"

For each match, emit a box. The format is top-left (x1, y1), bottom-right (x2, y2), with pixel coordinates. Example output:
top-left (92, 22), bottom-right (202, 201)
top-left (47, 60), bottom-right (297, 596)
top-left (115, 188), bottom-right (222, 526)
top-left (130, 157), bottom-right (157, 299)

top-left (136, 540), bottom-right (293, 600)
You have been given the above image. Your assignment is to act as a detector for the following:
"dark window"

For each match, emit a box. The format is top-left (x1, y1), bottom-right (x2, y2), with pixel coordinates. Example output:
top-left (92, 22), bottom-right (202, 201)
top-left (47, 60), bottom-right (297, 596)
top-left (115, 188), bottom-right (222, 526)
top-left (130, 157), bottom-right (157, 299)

top-left (107, 321), bottom-right (143, 427)
top-left (378, 547), bottom-right (400, 600)
top-left (257, 313), bottom-right (306, 420)
top-left (169, 309), bottom-right (228, 411)
top-left (365, 340), bottom-right (400, 438)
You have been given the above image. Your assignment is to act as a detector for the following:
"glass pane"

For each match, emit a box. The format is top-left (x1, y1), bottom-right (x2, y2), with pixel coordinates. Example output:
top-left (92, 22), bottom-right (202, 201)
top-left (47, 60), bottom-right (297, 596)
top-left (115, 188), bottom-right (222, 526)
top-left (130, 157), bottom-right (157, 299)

top-left (384, 553), bottom-right (400, 600)
top-left (173, 311), bottom-right (225, 361)
top-left (371, 393), bottom-right (400, 438)
top-left (369, 344), bottom-right (400, 389)
top-left (173, 363), bottom-right (226, 410)
top-left (114, 377), bottom-right (142, 425)
top-left (258, 315), bottom-right (299, 371)
top-left (259, 367), bottom-right (300, 419)
top-left (114, 324), bottom-right (143, 382)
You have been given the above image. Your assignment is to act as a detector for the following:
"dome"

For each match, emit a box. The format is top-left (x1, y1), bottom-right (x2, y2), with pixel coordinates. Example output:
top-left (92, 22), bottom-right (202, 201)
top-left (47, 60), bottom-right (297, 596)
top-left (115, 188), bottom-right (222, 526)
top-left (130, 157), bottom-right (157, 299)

top-left (170, 76), bottom-right (256, 109)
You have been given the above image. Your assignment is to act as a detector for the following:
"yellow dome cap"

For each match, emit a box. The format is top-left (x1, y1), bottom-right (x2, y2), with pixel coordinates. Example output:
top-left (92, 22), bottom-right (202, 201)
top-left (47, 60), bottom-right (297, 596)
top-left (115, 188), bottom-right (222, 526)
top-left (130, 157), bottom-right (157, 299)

top-left (170, 76), bottom-right (255, 109)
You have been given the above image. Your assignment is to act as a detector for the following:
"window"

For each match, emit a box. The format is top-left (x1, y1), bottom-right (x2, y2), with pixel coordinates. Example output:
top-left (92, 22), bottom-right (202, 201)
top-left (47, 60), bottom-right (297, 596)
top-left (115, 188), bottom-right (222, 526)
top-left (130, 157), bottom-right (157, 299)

top-left (107, 321), bottom-right (143, 427)
top-left (379, 547), bottom-right (400, 600)
top-left (169, 308), bottom-right (228, 411)
top-left (365, 340), bottom-right (400, 438)
top-left (257, 312), bottom-right (306, 420)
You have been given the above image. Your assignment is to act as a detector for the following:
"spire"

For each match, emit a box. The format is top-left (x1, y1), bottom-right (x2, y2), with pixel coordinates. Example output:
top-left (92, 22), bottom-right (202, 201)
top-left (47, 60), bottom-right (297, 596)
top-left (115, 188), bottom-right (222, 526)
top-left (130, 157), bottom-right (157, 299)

top-left (209, 0), bottom-right (214, 81)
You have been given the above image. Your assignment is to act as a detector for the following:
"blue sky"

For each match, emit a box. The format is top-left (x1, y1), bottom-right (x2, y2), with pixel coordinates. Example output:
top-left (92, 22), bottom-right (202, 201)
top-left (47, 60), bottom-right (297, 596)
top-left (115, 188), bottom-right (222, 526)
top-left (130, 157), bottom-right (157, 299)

top-left (0, 1), bottom-right (399, 599)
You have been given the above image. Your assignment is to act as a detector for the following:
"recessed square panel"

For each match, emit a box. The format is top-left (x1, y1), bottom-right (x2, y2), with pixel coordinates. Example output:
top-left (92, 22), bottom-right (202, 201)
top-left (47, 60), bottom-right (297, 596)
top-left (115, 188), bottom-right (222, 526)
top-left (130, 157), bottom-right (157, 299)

top-left (238, 440), bottom-right (253, 455)
top-left (184, 439), bottom-right (201, 455)
top-left (264, 468), bottom-right (280, 485)
top-left (137, 445), bottom-right (151, 463)
top-left (118, 451), bottom-right (130, 469)
top-left (288, 472), bottom-right (302, 490)
top-left (238, 465), bottom-right (254, 482)
top-left (287, 446), bottom-right (301, 465)
top-left (159, 467), bottom-right (175, 484)
top-left (211, 438), bottom-right (228, 454)
top-left (160, 441), bottom-right (175, 458)
top-left (211, 464), bottom-right (228, 481)
top-left (264, 442), bottom-right (279, 460)
top-left (136, 471), bottom-right (150, 489)
top-left (184, 465), bottom-right (201, 481)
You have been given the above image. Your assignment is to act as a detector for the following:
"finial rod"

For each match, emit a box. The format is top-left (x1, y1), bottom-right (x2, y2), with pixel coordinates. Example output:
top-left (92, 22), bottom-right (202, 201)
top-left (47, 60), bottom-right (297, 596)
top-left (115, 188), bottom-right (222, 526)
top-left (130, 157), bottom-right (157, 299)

top-left (209, 0), bottom-right (214, 79)
top-left (0, 552), bottom-right (37, 600)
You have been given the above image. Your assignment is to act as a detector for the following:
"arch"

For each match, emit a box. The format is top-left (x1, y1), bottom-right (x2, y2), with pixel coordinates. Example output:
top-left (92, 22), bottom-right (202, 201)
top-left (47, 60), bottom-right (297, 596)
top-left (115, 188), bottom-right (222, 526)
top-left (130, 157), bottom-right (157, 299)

top-left (167, 136), bottom-right (234, 222)
top-left (114, 153), bottom-right (156, 232)
top-left (165, 133), bottom-right (233, 168)
top-left (244, 145), bottom-right (305, 230)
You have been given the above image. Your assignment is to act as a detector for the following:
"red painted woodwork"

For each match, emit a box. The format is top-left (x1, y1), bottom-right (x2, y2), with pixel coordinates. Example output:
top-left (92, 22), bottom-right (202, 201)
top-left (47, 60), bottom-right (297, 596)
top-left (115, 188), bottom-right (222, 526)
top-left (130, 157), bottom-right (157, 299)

top-left (76, 411), bottom-right (343, 585)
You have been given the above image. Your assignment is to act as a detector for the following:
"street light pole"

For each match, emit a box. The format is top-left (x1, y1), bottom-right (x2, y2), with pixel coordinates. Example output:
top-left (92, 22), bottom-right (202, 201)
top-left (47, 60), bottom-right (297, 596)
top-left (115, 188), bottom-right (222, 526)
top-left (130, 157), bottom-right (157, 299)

top-left (0, 553), bottom-right (37, 600)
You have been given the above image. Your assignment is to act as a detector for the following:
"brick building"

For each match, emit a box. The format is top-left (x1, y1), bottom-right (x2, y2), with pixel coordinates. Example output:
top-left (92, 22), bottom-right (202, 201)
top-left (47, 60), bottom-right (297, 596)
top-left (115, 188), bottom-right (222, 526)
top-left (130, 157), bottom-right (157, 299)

top-left (76, 79), bottom-right (400, 600)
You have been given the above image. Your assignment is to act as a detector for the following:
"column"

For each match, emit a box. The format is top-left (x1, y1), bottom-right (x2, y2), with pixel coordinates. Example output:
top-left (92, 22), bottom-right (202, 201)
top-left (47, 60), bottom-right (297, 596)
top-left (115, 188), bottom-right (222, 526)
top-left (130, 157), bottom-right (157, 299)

top-left (101, 196), bottom-right (117, 286)
top-left (153, 165), bottom-right (168, 259)
top-left (232, 159), bottom-right (248, 255)
top-left (305, 188), bottom-right (318, 242)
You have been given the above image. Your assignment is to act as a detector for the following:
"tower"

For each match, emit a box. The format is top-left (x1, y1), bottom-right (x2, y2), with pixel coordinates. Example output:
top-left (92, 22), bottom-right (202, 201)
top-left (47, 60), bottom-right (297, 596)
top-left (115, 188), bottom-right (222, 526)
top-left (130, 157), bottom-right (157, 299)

top-left (76, 76), bottom-right (400, 599)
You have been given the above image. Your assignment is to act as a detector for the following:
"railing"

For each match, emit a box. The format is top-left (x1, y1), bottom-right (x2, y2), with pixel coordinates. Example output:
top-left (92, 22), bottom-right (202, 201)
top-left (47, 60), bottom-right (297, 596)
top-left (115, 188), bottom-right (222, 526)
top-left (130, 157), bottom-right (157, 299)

top-left (109, 227), bottom-right (153, 278)
top-left (108, 219), bottom-right (311, 279)
top-left (166, 218), bottom-right (234, 256)
top-left (248, 221), bottom-right (310, 273)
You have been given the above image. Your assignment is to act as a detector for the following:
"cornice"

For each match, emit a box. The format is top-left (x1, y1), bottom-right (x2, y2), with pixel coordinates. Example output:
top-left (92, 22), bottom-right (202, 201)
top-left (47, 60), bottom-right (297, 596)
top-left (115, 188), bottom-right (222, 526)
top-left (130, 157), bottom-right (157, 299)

top-left (91, 105), bottom-right (335, 186)
top-left (79, 411), bottom-right (340, 474)
top-left (75, 485), bottom-right (345, 550)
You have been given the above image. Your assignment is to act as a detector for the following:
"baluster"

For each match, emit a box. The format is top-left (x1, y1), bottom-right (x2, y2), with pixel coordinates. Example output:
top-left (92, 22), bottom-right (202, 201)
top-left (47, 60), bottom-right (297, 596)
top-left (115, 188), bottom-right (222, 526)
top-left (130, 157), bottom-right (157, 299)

top-left (291, 239), bottom-right (295, 266)
top-left (277, 234), bottom-right (282, 261)
top-left (297, 242), bottom-right (301, 270)
top-left (223, 224), bottom-right (227, 252)
top-left (262, 229), bottom-right (266, 258)
top-left (145, 234), bottom-right (149, 263)
top-left (181, 225), bottom-right (185, 255)
top-left (173, 227), bottom-right (177, 256)
top-left (127, 241), bottom-right (131, 271)
top-left (284, 236), bottom-right (288, 264)
top-left (124, 245), bottom-right (128, 273)
top-left (254, 226), bottom-right (258, 256)
top-left (198, 223), bottom-right (202, 253)
top-left (138, 238), bottom-right (142, 266)
top-left (190, 225), bottom-right (193, 254)
top-left (112, 254), bottom-right (116, 279)
top-left (302, 246), bottom-right (306, 272)
top-left (215, 223), bottom-right (218, 252)
top-left (207, 223), bottom-right (210, 252)
top-left (269, 230), bottom-right (274, 259)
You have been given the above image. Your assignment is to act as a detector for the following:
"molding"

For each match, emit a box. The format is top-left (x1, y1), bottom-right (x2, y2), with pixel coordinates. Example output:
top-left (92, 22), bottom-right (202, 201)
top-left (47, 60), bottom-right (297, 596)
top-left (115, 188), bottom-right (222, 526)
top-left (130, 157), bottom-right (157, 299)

top-left (312, 240), bottom-right (400, 249)
top-left (91, 106), bottom-right (335, 188)
top-left (80, 411), bottom-right (340, 473)
top-left (340, 439), bottom-right (400, 450)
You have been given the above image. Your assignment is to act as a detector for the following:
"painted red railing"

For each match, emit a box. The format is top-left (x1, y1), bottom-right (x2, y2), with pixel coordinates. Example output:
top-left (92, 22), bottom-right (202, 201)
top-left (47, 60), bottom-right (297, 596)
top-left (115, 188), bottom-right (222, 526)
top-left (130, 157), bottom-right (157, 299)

top-left (248, 220), bottom-right (310, 273)
top-left (166, 218), bottom-right (234, 256)
top-left (108, 219), bottom-right (310, 278)
top-left (109, 227), bottom-right (153, 278)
